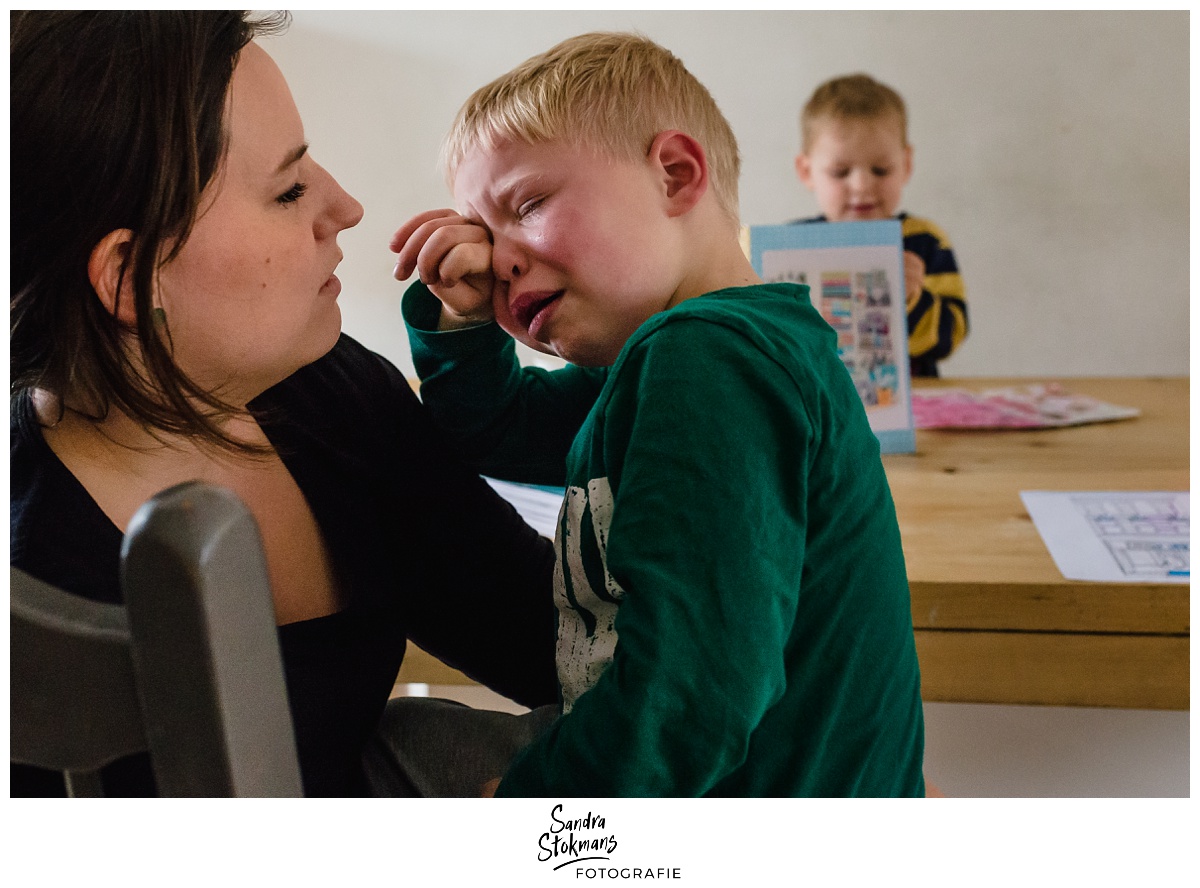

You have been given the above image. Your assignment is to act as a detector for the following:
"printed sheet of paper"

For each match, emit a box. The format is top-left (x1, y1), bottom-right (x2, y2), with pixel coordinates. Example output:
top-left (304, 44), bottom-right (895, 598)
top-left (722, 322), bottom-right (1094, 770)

top-left (1020, 490), bottom-right (1189, 583)
top-left (747, 220), bottom-right (915, 453)
top-left (912, 384), bottom-right (1140, 429)
top-left (484, 477), bottom-right (565, 540)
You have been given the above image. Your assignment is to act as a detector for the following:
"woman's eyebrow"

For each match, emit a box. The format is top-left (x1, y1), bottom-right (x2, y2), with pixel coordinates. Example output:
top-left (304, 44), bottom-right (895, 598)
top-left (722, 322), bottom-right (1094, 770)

top-left (276, 142), bottom-right (309, 174)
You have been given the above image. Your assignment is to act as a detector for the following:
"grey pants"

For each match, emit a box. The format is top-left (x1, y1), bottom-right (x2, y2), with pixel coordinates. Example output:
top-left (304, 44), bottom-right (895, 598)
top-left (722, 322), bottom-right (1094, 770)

top-left (361, 697), bottom-right (558, 797)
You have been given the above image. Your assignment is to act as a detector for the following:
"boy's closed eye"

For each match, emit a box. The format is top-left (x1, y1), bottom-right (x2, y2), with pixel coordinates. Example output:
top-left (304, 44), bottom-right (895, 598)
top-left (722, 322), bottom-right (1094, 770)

top-left (516, 196), bottom-right (545, 219)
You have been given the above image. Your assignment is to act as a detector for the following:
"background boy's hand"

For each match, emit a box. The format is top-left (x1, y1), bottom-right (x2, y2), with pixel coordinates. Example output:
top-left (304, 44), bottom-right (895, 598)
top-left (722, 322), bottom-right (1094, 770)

top-left (391, 208), bottom-right (496, 328)
top-left (903, 250), bottom-right (926, 308)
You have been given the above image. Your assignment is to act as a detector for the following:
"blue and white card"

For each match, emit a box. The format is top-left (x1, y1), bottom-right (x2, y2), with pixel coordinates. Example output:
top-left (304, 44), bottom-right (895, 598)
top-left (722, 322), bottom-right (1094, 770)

top-left (748, 220), bottom-right (916, 454)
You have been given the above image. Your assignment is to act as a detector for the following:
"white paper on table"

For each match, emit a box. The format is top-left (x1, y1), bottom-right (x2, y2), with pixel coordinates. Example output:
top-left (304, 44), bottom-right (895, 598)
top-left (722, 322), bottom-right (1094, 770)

top-left (1019, 490), bottom-right (1189, 583)
top-left (483, 477), bottom-right (565, 540)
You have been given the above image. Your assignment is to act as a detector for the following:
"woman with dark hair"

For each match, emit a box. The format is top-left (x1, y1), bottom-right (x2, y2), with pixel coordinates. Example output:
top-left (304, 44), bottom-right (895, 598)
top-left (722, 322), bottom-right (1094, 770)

top-left (10, 10), bottom-right (558, 796)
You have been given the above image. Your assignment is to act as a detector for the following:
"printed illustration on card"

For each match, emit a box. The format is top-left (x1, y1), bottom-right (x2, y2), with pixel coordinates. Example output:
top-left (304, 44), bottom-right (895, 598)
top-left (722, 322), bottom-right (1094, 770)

top-left (747, 219), bottom-right (915, 453)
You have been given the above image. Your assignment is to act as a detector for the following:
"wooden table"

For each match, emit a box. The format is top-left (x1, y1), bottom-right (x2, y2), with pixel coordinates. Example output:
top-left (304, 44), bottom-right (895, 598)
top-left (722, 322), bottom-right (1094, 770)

top-left (400, 376), bottom-right (1190, 710)
top-left (891, 377), bottom-right (1189, 710)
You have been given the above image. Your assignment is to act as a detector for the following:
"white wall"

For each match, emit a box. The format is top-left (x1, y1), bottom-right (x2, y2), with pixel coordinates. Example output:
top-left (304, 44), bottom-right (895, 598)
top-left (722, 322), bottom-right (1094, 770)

top-left (265, 11), bottom-right (1190, 798)
top-left (266, 9), bottom-right (1189, 380)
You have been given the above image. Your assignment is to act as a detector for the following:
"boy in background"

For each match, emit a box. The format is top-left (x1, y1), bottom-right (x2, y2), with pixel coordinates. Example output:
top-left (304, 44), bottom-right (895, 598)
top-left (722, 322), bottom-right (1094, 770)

top-left (794, 73), bottom-right (967, 378)
top-left (392, 32), bottom-right (926, 797)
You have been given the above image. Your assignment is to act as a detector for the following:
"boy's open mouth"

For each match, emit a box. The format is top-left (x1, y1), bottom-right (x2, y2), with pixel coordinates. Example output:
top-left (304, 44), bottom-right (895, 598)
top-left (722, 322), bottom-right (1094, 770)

top-left (847, 203), bottom-right (878, 216)
top-left (510, 290), bottom-right (563, 337)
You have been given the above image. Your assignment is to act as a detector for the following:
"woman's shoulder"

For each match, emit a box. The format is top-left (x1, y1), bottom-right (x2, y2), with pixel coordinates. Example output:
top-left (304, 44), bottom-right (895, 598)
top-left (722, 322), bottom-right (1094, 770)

top-left (10, 391), bottom-right (124, 601)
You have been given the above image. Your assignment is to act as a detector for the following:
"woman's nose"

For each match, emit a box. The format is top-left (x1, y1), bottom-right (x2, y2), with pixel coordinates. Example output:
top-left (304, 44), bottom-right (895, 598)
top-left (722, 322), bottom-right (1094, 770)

top-left (315, 163), bottom-right (364, 238)
top-left (331, 184), bottom-right (365, 233)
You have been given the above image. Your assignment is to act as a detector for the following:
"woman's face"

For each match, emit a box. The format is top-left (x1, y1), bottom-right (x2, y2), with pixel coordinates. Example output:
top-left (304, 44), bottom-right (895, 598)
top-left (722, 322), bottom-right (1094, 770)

top-left (155, 42), bottom-right (363, 404)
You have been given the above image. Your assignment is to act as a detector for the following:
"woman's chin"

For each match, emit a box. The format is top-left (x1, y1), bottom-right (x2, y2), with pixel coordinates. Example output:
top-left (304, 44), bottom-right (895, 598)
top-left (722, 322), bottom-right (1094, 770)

top-left (293, 313), bottom-right (344, 374)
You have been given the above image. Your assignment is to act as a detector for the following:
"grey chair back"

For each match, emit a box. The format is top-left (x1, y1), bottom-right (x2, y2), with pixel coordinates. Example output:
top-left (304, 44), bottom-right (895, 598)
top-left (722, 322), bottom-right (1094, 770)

top-left (11, 481), bottom-right (303, 797)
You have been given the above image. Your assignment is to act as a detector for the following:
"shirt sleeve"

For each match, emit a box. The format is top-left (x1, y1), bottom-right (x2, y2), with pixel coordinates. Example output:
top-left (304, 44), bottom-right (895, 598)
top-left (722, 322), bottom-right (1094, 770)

top-left (903, 216), bottom-right (967, 368)
top-left (401, 280), bottom-right (605, 486)
top-left (496, 318), bottom-right (812, 796)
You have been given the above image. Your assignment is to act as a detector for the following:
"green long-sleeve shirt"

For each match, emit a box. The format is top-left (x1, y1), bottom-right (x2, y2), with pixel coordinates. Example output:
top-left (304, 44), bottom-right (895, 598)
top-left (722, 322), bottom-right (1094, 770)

top-left (404, 280), bottom-right (925, 797)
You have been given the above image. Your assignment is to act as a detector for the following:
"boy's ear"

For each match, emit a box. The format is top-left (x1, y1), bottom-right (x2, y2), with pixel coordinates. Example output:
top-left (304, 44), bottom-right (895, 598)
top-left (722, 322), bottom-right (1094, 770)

top-left (794, 153), bottom-right (814, 190)
top-left (87, 229), bottom-right (138, 325)
top-left (902, 143), bottom-right (914, 185)
top-left (648, 130), bottom-right (708, 217)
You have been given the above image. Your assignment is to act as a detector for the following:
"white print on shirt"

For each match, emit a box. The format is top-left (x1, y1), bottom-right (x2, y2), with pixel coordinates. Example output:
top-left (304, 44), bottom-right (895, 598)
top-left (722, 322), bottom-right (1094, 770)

top-left (554, 477), bottom-right (625, 711)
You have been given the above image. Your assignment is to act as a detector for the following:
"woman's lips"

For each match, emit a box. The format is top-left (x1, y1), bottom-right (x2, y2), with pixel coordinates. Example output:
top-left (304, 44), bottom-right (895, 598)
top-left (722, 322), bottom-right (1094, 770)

top-left (321, 273), bottom-right (342, 298)
top-left (510, 290), bottom-right (563, 340)
top-left (321, 254), bottom-right (344, 297)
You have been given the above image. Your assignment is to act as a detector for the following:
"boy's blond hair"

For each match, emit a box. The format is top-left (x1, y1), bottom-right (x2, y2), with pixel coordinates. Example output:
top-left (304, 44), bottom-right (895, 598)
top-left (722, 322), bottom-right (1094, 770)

top-left (441, 31), bottom-right (742, 224)
top-left (800, 73), bottom-right (908, 153)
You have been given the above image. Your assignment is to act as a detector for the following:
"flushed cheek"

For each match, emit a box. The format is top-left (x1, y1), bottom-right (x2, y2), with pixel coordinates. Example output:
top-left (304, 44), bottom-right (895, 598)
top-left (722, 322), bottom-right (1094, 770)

top-left (531, 212), bottom-right (584, 266)
top-left (545, 227), bottom-right (633, 288)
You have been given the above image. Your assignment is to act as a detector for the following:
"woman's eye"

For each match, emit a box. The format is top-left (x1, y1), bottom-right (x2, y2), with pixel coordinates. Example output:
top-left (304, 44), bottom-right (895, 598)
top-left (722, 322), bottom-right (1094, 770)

top-left (276, 182), bottom-right (308, 206)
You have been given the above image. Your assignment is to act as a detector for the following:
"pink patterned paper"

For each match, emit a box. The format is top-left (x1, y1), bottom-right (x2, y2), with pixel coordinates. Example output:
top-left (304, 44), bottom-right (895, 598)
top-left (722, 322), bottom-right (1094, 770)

top-left (912, 384), bottom-right (1140, 430)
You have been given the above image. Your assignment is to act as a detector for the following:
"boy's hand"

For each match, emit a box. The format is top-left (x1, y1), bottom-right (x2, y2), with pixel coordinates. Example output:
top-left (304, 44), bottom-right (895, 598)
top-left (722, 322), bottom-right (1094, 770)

top-left (391, 209), bottom-right (496, 329)
top-left (903, 250), bottom-right (926, 308)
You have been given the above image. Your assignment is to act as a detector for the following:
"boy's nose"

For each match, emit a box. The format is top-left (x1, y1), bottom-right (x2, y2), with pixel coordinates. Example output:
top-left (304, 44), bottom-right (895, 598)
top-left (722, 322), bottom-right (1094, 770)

top-left (492, 235), bottom-right (528, 280)
top-left (847, 169), bottom-right (872, 193)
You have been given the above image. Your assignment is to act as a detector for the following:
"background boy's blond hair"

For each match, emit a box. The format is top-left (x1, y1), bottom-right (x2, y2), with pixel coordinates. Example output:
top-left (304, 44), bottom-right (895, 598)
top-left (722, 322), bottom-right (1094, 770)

top-left (441, 31), bottom-right (742, 225)
top-left (800, 73), bottom-right (908, 152)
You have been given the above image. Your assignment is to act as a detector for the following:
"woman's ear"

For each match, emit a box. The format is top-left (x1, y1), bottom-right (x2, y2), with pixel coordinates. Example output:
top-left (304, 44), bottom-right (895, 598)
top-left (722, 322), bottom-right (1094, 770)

top-left (87, 229), bottom-right (137, 325)
top-left (649, 130), bottom-right (708, 218)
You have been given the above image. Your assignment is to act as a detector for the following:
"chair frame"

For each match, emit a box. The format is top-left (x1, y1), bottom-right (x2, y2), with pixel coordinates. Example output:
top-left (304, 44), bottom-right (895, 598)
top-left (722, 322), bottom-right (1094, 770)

top-left (11, 481), bottom-right (303, 797)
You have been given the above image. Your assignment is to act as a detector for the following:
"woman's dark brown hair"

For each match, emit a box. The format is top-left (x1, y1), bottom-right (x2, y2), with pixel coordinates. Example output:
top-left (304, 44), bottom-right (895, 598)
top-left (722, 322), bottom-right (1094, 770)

top-left (10, 10), bottom-right (290, 450)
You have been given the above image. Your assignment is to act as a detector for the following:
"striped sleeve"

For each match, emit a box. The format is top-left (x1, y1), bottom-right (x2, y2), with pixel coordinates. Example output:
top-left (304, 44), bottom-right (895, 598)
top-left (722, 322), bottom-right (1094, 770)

top-left (902, 215), bottom-right (967, 374)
